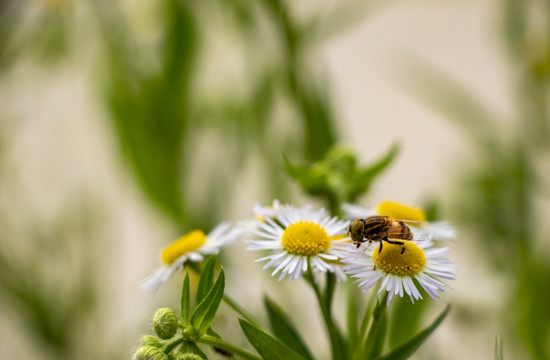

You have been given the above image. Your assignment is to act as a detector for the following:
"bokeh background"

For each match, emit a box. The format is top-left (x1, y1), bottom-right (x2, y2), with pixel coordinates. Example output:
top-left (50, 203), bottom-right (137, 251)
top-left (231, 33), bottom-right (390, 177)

top-left (1, 0), bottom-right (549, 359)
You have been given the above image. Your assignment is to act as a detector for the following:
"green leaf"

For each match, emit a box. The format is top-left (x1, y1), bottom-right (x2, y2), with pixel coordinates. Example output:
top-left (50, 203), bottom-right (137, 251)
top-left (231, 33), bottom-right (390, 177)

top-left (494, 334), bottom-right (503, 360)
top-left (388, 288), bottom-right (430, 349)
top-left (181, 271), bottom-right (190, 325)
top-left (180, 341), bottom-right (208, 359)
top-left (239, 318), bottom-right (306, 360)
top-left (191, 269), bottom-right (225, 337)
top-left (347, 282), bottom-right (359, 347)
top-left (197, 256), bottom-right (216, 304)
top-left (263, 296), bottom-right (314, 360)
top-left (283, 154), bottom-right (328, 196)
top-left (348, 143), bottom-right (400, 202)
top-left (367, 311), bottom-right (388, 359)
top-left (206, 327), bottom-right (222, 338)
top-left (374, 305), bottom-right (450, 360)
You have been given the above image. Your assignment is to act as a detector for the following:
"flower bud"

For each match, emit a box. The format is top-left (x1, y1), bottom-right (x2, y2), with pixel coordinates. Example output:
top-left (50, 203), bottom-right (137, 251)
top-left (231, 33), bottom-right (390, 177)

top-left (153, 308), bottom-right (179, 339)
top-left (132, 346), bottom-right (161, 360)
top-left (175, 354), bottom-right (203, 360)
top-left (181, 325), bottom-right (197, 342)
top-left (141, 335), bottom-right (161, 347)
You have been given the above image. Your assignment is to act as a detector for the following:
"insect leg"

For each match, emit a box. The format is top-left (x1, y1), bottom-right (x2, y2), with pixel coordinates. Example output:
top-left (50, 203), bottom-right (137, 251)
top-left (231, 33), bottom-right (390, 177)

top-left (384, 238), bottom-right (411, 270)
top-left (373, 239), bottom-right (385, 270)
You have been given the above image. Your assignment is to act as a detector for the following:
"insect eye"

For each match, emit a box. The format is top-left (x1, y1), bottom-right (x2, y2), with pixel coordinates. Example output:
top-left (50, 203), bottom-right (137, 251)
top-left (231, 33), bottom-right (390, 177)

top-left (350, 220), bottom-right (364, 235)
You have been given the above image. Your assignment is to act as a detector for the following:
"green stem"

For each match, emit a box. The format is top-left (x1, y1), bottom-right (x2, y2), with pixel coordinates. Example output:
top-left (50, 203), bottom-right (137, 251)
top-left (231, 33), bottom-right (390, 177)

top-left (223, 294), bottom-right (262, 329)
top-left (347, 281), bottom-right (358, 348)
top-left (198, 335), bottom-right (261, 360)
top-left (305, 267), bottom-right (347, 360)
top-left (161, 336), bottom-right (185, 353)
top-left (357, 295), bottom-right (375, 348)
top-left (361, 292), bottom-right (388, 359)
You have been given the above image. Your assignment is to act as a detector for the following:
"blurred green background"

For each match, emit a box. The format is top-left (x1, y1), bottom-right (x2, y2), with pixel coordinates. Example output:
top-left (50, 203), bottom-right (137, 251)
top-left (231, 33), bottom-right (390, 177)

top-left (1, 0), bottom-right (549, 359)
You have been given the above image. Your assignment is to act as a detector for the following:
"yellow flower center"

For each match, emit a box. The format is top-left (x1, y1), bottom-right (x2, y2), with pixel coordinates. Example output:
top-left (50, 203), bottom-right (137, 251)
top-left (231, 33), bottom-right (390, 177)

top-left (160, 230), bottom-right (207, 265)
top-left (282, 221), bottom-right (330, 256)
top-left (373, 241), bottom-right (426, 276)
top-left (376, 201), bottom-right (426, 222)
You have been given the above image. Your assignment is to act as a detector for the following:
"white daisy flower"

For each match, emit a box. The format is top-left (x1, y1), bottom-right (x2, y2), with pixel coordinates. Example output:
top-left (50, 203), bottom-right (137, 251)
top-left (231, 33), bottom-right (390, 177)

top-left (343, 200), bottom-right (456, 241)
top-left (252, 199), bottom-right (282, 220)
top-left (248, 203), bottom-right (350, 281)
top-left (141, 222), bottom-right (243, 293)
top-left (343, 239), bottom-right (456, 306)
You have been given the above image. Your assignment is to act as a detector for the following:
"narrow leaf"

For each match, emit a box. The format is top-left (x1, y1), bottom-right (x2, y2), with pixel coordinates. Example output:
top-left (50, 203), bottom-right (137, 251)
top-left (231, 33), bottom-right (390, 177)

top-left (264, 296), bottom-right (314, 360)
top-left (367, 311), bottom-right (388, 359)
top-left (375, 305), bottom-right (450, 360)
top-left (191, 269), bottom-right (225, 337)
top-left (348, 143), bottom-right (400, 201)
top-left (239, 318), bottom-right (306, 360)
top-left (181, 341), bottom-right (208, 360)
top-left (197, 256), bottom-right (217, 304)
top-left (283, 154), bottom-right (327, 195)
top-left (347, 281), bottom-right (359, 348)
top-left (181, 271), bottom-right (190, 325)
top-left (388, 289), bottom-right (429, 349)
top-left (494, 334), bottom-right (503, 360)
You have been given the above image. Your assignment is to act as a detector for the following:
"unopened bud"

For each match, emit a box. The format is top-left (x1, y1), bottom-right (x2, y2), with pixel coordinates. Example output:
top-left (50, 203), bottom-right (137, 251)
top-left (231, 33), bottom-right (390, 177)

top-left (133, 346), bottom-right (161, 360)
top-left (175, 354), bottom-right (204, 360)
top-left (141, 335), bottom-right (161, 347)
top-left (153, 308), bottom-right (179, 339)
top-left (181, 325), bottom-right (197, 342)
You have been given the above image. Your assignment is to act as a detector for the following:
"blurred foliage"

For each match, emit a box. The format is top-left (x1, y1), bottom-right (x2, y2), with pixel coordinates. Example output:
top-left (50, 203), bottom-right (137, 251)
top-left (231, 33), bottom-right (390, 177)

top-left (8, 0), bottom-right (550, 358)
top-left (0, 190), bottom-right (122, 359)
top-left (0, 1), bottom-right (72, 71)
top-left (89, 0), bottom-right (362, 231)
top-left (400, 0), bottom-right (550, 358)
top-left (0, 0), bottom-right (369, 358)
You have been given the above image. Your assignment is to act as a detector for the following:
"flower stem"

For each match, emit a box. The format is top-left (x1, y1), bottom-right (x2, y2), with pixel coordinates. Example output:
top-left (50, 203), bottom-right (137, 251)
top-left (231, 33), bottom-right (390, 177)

top-left (161, 336), bottom-right (185, 353)
top-left (223, 294), bottom-right (262, 329)
top-left (360, 292), bottom-right (388, 359)
top-left (357, 294), bottom-right (376, 349)
top-left (198, 335), bottom-right (261, 360)
top-left (347, 281), bottom-right (359, 348)
top-left (305, 267), bottom-right (347, 360)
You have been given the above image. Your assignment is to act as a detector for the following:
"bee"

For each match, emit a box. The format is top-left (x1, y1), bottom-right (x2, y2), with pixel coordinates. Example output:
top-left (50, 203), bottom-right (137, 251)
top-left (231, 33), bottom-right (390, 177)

top-left (348, 215), bottom-right (426, 268)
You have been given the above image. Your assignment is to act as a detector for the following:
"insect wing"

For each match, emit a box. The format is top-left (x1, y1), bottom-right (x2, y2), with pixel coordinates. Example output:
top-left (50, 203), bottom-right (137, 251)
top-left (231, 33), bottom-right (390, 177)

top-left (410, 227), bottom-right (433, 242)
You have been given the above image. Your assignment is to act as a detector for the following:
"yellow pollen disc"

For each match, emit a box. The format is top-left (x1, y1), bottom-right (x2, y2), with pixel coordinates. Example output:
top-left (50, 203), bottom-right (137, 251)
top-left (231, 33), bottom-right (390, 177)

top-left (376, 201), bottom-right (426, 222)
top-left (373, 241), bottom-right (426, 276)
top-left (161, 230), bottom-right (207, 265)
top-left (282, 221), bottom-right (330, 256)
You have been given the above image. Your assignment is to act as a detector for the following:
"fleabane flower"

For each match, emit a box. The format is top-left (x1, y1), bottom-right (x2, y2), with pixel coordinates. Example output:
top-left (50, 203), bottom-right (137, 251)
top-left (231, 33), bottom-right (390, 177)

top-left (343, 200), bottom-right (456, 241)
top-left (343, 239), bottom-right (456, 306)
top-left (253, 199), bottom-right (282, 221)
top-left (141, 222), bottom-right (243, 292)
top-left (248, 203), bottom-right (350, 281)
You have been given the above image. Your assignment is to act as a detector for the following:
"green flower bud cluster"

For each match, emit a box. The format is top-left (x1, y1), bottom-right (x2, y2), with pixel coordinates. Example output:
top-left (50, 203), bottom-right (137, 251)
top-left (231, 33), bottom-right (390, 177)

top-left (133, 269), bottom-right (232, 360)
top-left (132, 308), bottom-right (189, 360)
top-left (285, 144), bottom-right (400, 213)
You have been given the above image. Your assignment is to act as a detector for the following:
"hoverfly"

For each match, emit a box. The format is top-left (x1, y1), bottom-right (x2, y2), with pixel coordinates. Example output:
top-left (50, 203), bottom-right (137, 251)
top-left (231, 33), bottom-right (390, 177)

top-left (348, 215), bottom-right (430, 268)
